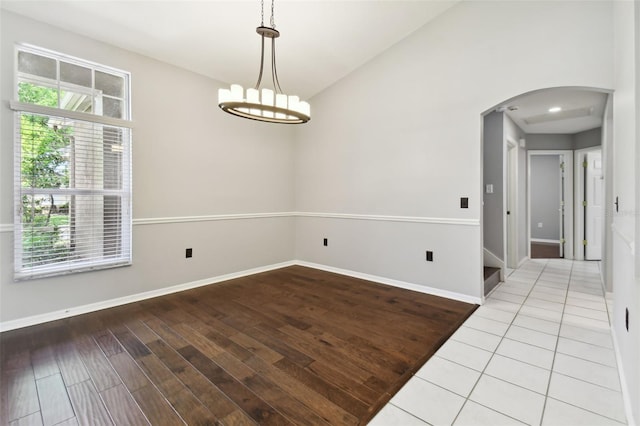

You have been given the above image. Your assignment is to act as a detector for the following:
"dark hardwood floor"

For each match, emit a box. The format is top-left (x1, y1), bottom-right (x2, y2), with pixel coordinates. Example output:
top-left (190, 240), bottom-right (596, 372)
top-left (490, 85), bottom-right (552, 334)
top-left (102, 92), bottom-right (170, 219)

top-left (1, 266), bottom-right (477, 425)
top-left (531, 242), bottom-right (562, 259)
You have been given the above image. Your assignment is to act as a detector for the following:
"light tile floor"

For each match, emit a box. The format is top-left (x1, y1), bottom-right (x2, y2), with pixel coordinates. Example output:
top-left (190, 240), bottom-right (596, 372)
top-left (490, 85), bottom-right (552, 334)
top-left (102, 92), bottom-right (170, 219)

top-left (369, 259), bottom-right (628, 425)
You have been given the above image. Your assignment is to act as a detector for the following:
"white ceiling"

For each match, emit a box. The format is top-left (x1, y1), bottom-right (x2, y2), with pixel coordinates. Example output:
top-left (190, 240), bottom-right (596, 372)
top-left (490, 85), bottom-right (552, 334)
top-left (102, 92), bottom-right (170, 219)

top-left (1, 0), bottom-right (460, 100)
top-left (3, 1), bottom-right (608, 134)
top-left (497, 88), bottom-right (609, 134)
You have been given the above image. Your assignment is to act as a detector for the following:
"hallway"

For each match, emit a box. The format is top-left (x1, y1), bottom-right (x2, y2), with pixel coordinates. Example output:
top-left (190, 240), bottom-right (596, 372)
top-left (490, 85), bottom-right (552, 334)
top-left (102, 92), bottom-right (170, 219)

top-left (370, 259), bottom-right (627, 425)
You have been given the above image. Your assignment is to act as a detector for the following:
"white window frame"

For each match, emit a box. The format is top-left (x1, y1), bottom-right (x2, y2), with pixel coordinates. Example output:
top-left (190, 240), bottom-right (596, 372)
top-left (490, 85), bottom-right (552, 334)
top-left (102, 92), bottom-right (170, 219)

top-left (12, 44), bottom-right (133, 280)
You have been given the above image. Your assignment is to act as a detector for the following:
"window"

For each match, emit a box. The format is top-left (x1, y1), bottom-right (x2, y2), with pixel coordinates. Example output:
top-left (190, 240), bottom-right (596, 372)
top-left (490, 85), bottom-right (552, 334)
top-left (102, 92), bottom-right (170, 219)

top-left (12, 45), bottom-right (132, 280)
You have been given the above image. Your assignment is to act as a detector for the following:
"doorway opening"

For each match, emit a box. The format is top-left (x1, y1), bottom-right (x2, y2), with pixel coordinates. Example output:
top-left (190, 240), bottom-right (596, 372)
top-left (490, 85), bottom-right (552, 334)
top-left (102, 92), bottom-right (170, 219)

top-left (528, 150), bottom-right (574, 259)
top-left (480, 86), bottom-right (611, 299)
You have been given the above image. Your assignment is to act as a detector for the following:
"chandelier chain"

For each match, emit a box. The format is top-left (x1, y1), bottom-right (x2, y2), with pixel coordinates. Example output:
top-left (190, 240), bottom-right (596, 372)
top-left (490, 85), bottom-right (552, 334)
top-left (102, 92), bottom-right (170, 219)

top-left (260, 0), bottom-right (276, 28)
top-left (270, 0), bottom-right (275, 28)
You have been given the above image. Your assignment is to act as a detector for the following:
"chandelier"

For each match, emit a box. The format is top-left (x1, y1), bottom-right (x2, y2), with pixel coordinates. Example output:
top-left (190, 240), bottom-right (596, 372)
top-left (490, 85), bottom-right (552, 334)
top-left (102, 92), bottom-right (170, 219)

top-left (218, 0), bottom-right (311, 124)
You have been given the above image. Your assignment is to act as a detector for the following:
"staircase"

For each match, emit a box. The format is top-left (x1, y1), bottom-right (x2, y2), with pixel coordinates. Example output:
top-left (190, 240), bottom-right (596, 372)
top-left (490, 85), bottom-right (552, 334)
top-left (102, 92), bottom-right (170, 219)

top-left (484, 266), bottom-right (501, 296)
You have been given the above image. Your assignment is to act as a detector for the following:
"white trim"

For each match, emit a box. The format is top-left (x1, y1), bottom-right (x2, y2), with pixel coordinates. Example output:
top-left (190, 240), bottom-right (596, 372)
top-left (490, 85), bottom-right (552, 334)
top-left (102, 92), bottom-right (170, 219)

top-left (530, 238), bottom-right (561, 244)
top-left (611, 327), bottom-right (637, 426)
top-left (504, 136), bottom-right (519, 270)
top-left (517, 256), bottom-right (530, 269)
top-left (483, 247), bottom-right (504, 269)
top-left (9, 100), bottom-right (134, 129)
top-left (296, 260), bottom-right (482, 305)
top-left (0, 259), bottom-right (481, 332)
top-left (132, 212), bottom-right (480, 227)
top-left (527, 150), bottom-right (574, 260)
top-left (611, 223), bottom-right (636, 255)
top-left (133, 212), bottom-right (293, 226)
top-left (296, 212), bottom-right (480, 226)
top-left (0, 261), bottom-right (296, 332)
top-left (7, 213), bottom-right (480, 229)
top-left (574, 147), bottom-right (603, 261)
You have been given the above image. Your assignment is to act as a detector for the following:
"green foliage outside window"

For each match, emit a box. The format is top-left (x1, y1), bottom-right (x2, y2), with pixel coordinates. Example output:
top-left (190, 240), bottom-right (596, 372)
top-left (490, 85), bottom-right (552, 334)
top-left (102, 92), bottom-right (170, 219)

top-left (19, 82), bottom-right (73, 267)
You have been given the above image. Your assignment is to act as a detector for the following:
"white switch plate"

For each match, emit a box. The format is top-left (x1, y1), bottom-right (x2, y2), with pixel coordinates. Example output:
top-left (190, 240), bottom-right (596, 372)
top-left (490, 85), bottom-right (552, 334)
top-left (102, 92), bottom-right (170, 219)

top-left (538, 222), bottom-right (543, 228)
top-left (486, 184), bottom-right (494, 194)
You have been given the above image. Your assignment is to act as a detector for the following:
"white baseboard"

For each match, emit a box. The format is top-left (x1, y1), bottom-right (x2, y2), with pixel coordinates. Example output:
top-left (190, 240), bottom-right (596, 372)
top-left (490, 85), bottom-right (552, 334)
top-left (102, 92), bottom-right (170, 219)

top-left (0, 259), bottom-right (481, 332)
top-left (517, 256), bottom-right (530, 269)
top-left (611, 327), bottom-right (637, 426)
top-left (531, 238), bottom-right (561, 244)
top-left (296, 260), bottom-right (481, 305)
top-left (0, 261), bottom-right (295, 332)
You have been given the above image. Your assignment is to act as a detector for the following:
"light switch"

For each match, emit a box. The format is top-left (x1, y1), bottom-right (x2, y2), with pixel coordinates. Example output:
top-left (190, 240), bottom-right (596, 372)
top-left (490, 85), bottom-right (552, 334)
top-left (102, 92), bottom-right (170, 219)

top-left (486, 184), bottom-right (494, 194)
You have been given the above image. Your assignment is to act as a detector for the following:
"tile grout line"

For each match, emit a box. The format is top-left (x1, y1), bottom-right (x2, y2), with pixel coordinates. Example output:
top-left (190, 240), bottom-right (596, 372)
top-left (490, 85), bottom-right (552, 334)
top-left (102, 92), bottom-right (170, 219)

top-left (539, 259), bottom-right (574, 426)
top-left (386, 402), bottom-right (435, 425)
top-left (449, 260), bottom-right (548, 425)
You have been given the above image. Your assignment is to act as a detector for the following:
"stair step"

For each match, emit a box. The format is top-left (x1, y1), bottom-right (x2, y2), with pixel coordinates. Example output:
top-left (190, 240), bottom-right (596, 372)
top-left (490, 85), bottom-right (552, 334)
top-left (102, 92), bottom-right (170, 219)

top-left (484, 266), bottom-right (501, 296)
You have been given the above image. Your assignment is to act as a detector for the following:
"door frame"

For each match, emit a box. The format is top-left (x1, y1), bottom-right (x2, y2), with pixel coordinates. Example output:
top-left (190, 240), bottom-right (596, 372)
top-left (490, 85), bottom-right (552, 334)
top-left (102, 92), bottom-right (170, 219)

top-left (527, 150), bottom-right (574, 259)
top-left (504, 137), bottom-right (519, 269)
top-left (574, 145), bottom-right (606, 260)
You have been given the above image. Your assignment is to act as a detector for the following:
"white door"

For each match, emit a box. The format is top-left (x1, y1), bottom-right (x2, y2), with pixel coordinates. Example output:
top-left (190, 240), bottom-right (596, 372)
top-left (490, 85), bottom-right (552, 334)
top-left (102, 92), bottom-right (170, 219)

top-left (585, 150), bottom-right (603, 260)
top-left (559, 156), bottom-right (564, 258)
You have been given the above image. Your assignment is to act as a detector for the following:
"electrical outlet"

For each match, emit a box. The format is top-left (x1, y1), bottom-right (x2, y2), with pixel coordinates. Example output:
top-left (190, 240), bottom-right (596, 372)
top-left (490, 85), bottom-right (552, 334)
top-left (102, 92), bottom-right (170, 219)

top-left (426, 251), bottom-right (433, 262)
top-left (626, 308), bottom-right (629, 331)
top-left (460, 197), bottom-right (469, 209)
top-left (323, 238), bottom-right (328, 247)
top-left (186, 248), bottom-right (193, 258)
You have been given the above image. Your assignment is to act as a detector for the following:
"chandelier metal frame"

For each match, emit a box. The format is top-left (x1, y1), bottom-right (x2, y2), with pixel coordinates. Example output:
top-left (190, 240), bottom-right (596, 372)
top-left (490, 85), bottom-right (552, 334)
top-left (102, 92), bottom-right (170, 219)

top-left (218, 0), bottom-right (310, 124)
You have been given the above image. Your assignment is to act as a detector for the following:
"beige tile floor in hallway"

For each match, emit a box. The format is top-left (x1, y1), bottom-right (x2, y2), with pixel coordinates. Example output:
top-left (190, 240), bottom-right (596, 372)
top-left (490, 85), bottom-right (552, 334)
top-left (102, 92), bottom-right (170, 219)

top-left (369, 259), bottom-right (628, 425)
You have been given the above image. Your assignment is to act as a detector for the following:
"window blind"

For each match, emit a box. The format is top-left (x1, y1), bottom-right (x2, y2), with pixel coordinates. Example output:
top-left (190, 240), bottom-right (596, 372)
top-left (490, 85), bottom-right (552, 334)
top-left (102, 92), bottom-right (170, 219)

top-left (14, 111), bottom-right (132, 280)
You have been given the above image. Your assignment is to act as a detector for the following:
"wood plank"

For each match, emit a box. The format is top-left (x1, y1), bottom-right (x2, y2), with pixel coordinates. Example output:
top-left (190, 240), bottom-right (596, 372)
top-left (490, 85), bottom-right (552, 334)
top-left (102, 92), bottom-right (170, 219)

top-left (93, 330), bottom-right (123, 358)
top-left (111, 325), bottom-right (152, 360)
top-left (125, 320), bottom-right (160, 344)
top-left (241, 354), bottom-right (358, 425)
top-left (35, 374), bottom-right (74, 426)
top-left (146, 339), bottom-right (251, 423)
top-left (74, 335), bottom-right (121, 392)
top-left (1, 266), bottom-right (476, 425)
top-left (177, 345), bottom-right (292, 426)
top-left (30, 345), bottom-right (59, 381)
top-left (135, 353), bottom-right (184, 396)
top-left (100, 384), bottom-right (149, 426)
top-left (107, 352), bottom-right (149, 392)
top-left (131, 386), bottom-right (184, 426)
top-left (164, 388), bottom-right (218, 426)
top-left (67, 380), bottom-right (112, 426)
top-left (8, 411), bottom-right (43, 426)
top-left (2, 365), bottom-right (40, 422)
top-left (273, 357), bottom-right (369, 418)
top-left (240, 373), bottom-right (330, 426)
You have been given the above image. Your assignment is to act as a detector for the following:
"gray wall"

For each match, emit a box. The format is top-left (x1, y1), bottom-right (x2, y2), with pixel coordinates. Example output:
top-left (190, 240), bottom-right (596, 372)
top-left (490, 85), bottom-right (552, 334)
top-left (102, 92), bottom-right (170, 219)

top-left (574, 127), bottom-right (603, 150)
top-left (0, 11), bottom-right (296, 324)
top-left (483, 111), bottom-right (504, 259)
top-left (0, 1), bottom-right (617, 324)
top-left (530, 155), bottom-right (561, 240)
top-left (526, 128), bottom-right (602, 151)
top-left (527, 134), bottom-right (574, 150)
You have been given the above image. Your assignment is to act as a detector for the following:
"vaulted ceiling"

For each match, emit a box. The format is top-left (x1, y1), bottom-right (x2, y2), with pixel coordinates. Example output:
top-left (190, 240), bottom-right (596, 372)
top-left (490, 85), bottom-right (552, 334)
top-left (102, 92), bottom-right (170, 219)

top-left (1, 0), bottom-right (459, 100)
top-left (2, 1), bottom-right (608, 134)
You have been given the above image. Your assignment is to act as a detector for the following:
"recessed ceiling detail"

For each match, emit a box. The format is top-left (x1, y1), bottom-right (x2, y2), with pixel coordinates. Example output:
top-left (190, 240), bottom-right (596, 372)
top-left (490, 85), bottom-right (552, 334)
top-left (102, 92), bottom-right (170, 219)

top-left (500, 88), bottom-right (608, 134)
top-left (524, 106), bottom-right (593, 125)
